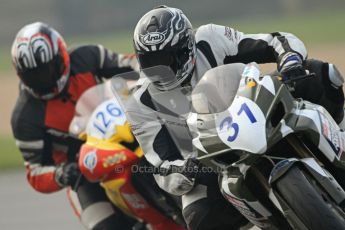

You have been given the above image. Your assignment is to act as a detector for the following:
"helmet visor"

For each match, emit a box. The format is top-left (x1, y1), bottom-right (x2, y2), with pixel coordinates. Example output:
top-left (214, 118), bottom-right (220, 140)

top-left (17, 55), bottom-right (64, 95)
top-left (137, 50), bottom-right (178, 74)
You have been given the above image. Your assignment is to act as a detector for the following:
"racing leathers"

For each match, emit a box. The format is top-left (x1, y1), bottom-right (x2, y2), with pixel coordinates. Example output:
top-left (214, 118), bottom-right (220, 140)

top-left (11, 45), bottom-right (139, 230)
top-left (127, 24), bottom-right (344, 230)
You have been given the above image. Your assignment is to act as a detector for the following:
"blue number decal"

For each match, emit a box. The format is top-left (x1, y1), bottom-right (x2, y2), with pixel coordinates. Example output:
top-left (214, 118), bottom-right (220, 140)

top-left (93, 122), bottom-right (106, 134)
top-left (94, 111), bottom-right (111, 134)
top-left (96, 112), bottom-right (111, 128)
top-left (93, 102), bottom-right (122, 134)
top-left (106, 103), bottom-right (122, 117)
top-left (220, 116), bottom-right (239, 142)
top-left (220, 102), bottom-right (257, 143)
top-left (237, 103), bottom-right (257, 123)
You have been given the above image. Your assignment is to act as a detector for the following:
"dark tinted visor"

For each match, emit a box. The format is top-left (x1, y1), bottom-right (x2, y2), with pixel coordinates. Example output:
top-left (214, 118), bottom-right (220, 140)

top-left (141, 65), bottom-right (177, 87)
top-left (18, 56), bottom-right (64, 94)
top-left (138, 50), bottom-right (178, 74)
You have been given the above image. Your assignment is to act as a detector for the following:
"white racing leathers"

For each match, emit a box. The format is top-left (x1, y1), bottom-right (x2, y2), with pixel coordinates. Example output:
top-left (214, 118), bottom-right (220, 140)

top-left (128, 23), bottom-right (307, 195)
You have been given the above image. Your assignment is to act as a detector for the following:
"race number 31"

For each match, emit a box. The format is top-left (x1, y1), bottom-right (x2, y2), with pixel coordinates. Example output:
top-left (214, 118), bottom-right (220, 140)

top-left (219, 103), bottom-right (257, 142)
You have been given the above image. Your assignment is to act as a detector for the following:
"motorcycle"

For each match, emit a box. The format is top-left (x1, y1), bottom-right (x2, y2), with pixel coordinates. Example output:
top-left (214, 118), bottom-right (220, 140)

top-left (114, 64), bottom-right (345, 230)
top-left (69, 79), bottom-right (186, 230)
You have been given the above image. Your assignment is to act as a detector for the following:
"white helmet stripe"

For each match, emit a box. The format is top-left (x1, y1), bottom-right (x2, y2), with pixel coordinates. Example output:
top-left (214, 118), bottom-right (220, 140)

top-left (17, 43), bottom-right (36, 68)
top-left (171, 10), bottom-right (186, 46)
top-left (159, 9), bottom-right (176, 50)
top-left (31, 36), bottom-right (53, 64)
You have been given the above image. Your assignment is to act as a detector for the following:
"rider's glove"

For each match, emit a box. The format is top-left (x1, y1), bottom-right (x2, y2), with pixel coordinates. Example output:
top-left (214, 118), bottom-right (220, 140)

top-left (55, 162), bottom-right (81, 187)
top-left (278, 52), bottom-right (306, 82)
top-left (182, 158), bottom-right (218, 187)
top-left (182, 158), bottom-right (201, 181)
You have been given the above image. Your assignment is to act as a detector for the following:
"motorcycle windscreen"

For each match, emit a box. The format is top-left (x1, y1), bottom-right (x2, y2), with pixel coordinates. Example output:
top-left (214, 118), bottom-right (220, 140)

top-left (110, 64), bottom-right (246, 158)
top-left (191, 63), bottom-right (244, 114)
top-left (69, 80), bottom-right (132, 138)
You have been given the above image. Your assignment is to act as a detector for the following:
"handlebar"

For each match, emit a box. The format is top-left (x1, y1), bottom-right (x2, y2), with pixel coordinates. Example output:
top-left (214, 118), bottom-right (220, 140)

top-left (282, 73), bottom-right (316, 84)
top-left (72, 174), bottom-right (84, 191)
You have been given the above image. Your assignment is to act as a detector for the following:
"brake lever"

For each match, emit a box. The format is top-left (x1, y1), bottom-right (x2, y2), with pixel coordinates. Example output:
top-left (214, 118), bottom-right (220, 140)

top-left (280, 73), bottom-right (316, 92)
top-left (72, 174), bottom-right (84, 191)
top-left (282, 73), bottom-right (316, 84)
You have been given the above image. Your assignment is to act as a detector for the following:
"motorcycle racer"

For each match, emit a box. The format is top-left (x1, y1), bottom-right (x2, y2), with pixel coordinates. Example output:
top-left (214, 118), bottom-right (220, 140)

top-left (11, 22), bottom-right (139, 230)
top-left (128, 5), bottom-right (345, 230)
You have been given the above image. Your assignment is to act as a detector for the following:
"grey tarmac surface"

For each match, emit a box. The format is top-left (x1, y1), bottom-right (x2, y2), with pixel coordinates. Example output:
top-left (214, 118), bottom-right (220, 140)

top-left (0, 171), bottom-right (262, 230)
top-left (0, 169), bottom-right (84, 230)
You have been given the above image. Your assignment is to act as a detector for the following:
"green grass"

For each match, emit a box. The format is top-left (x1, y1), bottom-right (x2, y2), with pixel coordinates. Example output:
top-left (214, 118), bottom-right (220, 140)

top-left (0, 136), bottom-right (23, 171)
top-left (0, 47), bottom-right (12, 73)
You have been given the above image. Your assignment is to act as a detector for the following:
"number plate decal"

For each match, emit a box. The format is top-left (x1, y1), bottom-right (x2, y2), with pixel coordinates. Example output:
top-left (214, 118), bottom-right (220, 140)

top-left (216, 96), bottom-right (267, 153)
top-left (87, 98), bottom-right (127, 139)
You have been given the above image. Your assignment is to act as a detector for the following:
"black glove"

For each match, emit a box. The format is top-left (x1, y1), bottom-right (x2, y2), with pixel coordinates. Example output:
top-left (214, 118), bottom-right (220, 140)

top-left (181, 158), bottom-right (201, 181)
top-left (182, 158), bottom-right (218, 186)
top-left (278, 52), bottom-right (307, 82)
top-left (55, 162), bottom-right (81, 187)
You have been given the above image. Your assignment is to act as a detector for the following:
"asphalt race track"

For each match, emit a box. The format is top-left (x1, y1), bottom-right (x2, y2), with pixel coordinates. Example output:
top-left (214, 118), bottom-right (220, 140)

top-left (0, 170), bottom-right (83, 230)
top-left (0, 170), bottom-right (264, 230)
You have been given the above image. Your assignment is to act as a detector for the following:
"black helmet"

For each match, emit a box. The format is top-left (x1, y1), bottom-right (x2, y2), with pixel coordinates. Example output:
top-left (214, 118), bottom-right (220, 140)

top-left (11, 22), bottom-right (70, 99)
top-left (133, 6), bottom-right (196, 90)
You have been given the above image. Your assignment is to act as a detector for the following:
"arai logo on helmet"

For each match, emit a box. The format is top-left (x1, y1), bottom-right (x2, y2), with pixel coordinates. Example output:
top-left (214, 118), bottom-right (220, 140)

top-left (141, 32), bottom-right (165, 45)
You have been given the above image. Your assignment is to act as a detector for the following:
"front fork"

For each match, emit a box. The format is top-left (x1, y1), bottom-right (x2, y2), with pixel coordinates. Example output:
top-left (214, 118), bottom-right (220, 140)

top-left (220, 162), bottom-right (290, 230)
top-left (220, 156), bottom-right (345, 230)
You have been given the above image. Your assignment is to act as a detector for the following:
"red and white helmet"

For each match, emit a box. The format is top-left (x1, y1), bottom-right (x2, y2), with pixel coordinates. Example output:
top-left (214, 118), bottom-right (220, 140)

top-left (11, 22), bottom-right (70, 99)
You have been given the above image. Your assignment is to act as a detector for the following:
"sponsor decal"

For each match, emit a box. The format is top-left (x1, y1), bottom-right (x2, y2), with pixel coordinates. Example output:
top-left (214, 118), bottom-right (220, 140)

top-left (141, 32), bottom-right (165, 45)
top-left (224, 27), bottom-right (238, 41)
top-left (319, 112), bottom-right (345, 159)
top-left (242, 64), bottom-right (260, 81)
top-left (83, 149), bottom-right (97, 173)
top-left (224, 27), bottom-right (233, 41)
top-left (223, 193), bottom-right (270, 228)
top-left (245, 79), bottom-right (256, 88)
top-left (102, 152), bottom-right (127, 168)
